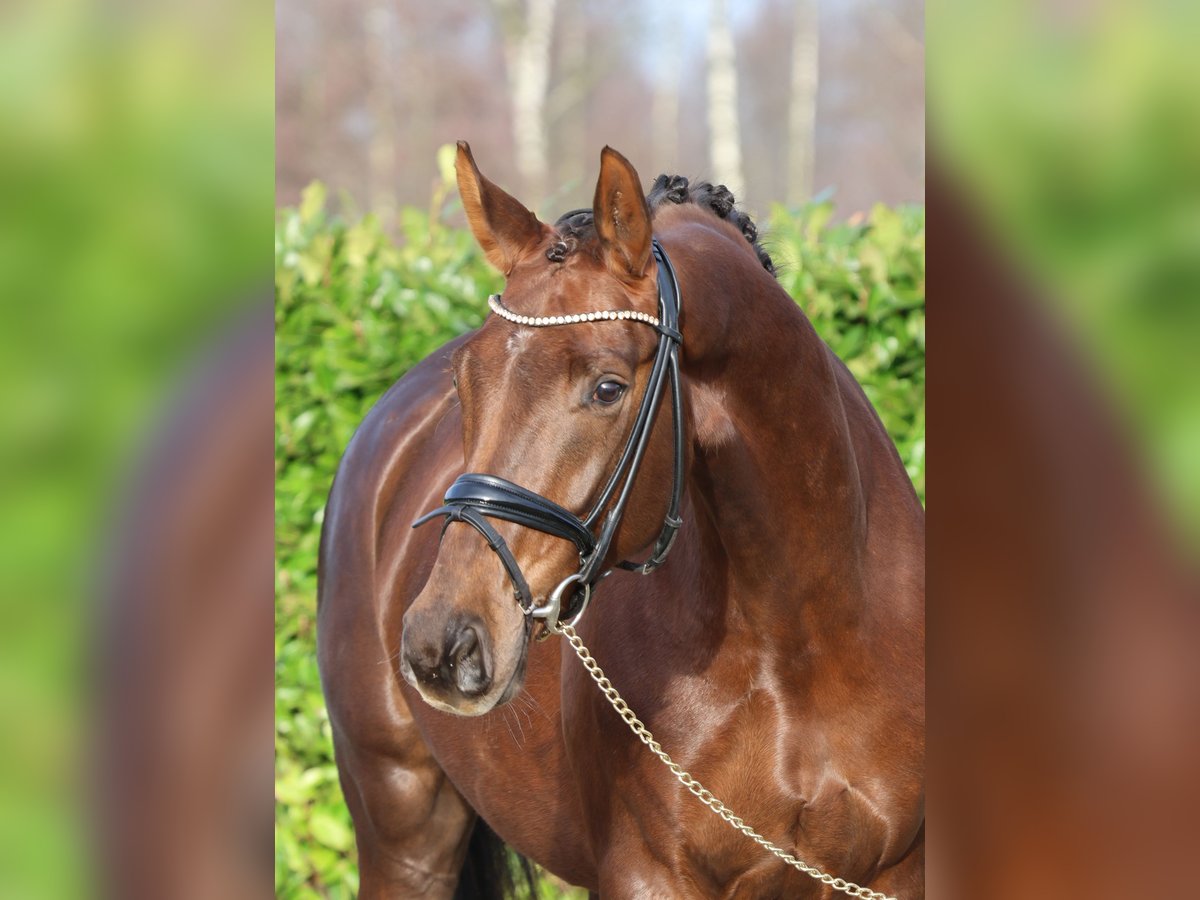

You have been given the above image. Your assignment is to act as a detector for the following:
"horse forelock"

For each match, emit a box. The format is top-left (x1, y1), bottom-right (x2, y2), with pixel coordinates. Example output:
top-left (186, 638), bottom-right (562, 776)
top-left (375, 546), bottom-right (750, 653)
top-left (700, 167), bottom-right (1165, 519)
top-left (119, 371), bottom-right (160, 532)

top-left (546, 176), bottom-right (776, 276)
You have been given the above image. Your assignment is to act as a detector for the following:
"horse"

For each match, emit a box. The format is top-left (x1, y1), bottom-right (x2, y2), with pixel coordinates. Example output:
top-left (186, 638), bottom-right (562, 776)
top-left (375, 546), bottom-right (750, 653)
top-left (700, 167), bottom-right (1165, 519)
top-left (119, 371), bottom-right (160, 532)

top-left (317, 142), bottom-right (924, 898)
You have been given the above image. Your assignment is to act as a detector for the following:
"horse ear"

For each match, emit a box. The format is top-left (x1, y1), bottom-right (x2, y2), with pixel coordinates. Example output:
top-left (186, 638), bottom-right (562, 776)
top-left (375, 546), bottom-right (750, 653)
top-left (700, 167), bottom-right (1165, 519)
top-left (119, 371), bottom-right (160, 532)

top-left (455, 141), bottom-right (548, 275)
top-left (593, 146), bottom-right (653, 280)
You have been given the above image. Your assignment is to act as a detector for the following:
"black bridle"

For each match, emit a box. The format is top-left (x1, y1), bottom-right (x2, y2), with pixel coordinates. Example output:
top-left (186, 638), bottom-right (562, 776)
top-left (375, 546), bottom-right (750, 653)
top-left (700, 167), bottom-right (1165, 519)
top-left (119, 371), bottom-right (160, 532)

top-left (413, 239), bottom-right (685, 632)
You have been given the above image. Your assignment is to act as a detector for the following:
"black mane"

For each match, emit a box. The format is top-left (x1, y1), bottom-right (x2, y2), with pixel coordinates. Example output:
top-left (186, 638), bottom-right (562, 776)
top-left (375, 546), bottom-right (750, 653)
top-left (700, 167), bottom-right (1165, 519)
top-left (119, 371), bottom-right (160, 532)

top-left (547, 175), bottom-right (775, 276)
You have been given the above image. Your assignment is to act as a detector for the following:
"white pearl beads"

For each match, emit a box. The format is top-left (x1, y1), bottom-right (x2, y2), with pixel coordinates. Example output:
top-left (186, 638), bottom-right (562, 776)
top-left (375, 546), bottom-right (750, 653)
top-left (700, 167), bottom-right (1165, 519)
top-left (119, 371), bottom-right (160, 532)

top-left (488, 295), bottom-right (659, 329)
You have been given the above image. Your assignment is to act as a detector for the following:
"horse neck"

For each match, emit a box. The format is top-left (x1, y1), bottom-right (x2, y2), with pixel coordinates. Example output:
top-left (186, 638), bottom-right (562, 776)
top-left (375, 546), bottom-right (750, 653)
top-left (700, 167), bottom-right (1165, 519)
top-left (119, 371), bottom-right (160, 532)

top-left (664, 220), bottom-right (870, 633)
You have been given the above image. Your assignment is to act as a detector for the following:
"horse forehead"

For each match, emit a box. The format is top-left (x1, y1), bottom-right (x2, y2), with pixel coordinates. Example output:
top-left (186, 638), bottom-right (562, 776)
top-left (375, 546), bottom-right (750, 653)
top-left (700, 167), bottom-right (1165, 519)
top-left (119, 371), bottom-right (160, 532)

top-left (506, 257), bottom-right (625, 312)
top-left (505, 328), bottom-right (533, 357)
top-left (496, 324), bottom-right (598, 373)
top-left (476, 320), bottom-right (625, 393)
top-left (484, 322), bottom-right (561, 392)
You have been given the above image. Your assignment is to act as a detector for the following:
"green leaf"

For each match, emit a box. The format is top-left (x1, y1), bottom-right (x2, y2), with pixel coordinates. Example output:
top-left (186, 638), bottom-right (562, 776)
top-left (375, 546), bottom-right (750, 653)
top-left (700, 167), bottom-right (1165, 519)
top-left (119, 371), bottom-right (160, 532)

top-left (310, 808), bottom-right (354, 852)
top-left (299, 181), bottom-right (327, 226)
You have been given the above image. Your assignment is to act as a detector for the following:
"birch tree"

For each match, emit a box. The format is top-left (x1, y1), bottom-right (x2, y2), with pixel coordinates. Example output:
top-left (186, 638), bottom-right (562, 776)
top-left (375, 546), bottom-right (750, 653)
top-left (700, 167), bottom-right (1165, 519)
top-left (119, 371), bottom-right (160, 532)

top-left (365, 2), bottom-right (398, 228)
top-left (546, 0), bottom-right (586, 199)
top-left (651, 4), bottom-right (682, 169)
top-left (493, 0), bottom-right (559, 205)
top-left (787, 0), bottom-right (820, 204)
top-left (706, 0), bottom-right (744, 194)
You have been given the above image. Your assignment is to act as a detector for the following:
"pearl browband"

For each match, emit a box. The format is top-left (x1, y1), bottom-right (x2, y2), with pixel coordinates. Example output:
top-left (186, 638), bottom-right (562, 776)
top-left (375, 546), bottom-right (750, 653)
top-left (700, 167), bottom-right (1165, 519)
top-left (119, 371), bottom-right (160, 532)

top-left (487, 294), bottom-right (660, 329)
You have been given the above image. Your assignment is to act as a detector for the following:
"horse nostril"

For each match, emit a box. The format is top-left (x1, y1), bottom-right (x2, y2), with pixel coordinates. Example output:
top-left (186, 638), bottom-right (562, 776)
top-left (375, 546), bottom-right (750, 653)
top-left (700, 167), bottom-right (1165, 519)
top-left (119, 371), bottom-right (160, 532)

top-left (444, 623), bottom-right (490, 697)
top-left (402, 635), bottom-right (444, 689)
top-left (448, 626), bottom-right (477, 663)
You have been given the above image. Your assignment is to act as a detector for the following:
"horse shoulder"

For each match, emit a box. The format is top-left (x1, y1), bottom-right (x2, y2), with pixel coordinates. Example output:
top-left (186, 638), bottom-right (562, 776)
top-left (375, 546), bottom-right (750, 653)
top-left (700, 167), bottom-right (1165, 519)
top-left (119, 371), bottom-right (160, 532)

top-left (317, 334), bottom-right (467, 737)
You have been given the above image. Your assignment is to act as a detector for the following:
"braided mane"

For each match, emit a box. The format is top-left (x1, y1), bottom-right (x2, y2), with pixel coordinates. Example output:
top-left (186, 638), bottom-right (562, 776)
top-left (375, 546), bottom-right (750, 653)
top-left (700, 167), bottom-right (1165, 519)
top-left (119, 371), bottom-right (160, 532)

top-left (547, 175), bottom-right (775, 276)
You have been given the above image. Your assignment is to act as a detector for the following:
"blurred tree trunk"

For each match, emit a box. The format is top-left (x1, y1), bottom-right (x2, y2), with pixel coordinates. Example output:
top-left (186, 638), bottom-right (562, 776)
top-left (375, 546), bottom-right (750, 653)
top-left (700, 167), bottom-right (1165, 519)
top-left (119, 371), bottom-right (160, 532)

top-left (787, 0), bottom-right (819, 205)
top-left (706, 0), bottom-right (744, 194)
top-left (366, 2), bottom-right (398, 228)
top-left (548, 0), bottom-right (586, 204)
top-left (493, 0), bottom-right (558, 206)
top-left (651, 5), bottom-right (681, 169)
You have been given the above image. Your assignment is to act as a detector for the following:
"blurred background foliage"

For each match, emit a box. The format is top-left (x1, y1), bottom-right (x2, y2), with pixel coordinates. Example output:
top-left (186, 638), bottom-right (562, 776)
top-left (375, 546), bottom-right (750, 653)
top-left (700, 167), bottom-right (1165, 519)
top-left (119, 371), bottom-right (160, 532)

top-left (929, 0), bottom-right (1200, 543)
top-left (274, 162), bottom-right (924, 896)
top-left (0, 0), bottom-right (271, 896)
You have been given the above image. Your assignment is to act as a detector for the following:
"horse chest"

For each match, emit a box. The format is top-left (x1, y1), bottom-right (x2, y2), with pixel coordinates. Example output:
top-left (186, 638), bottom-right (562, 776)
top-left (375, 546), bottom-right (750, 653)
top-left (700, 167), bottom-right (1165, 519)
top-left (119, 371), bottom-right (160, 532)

top-left (577, 670), bottom-right (900, 895)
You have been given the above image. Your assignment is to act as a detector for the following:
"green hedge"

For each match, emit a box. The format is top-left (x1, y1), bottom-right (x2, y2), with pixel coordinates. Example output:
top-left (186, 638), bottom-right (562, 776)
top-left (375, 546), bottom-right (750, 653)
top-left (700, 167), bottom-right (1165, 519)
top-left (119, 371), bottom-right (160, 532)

top-left (275, 180), bottom-right (924, 897)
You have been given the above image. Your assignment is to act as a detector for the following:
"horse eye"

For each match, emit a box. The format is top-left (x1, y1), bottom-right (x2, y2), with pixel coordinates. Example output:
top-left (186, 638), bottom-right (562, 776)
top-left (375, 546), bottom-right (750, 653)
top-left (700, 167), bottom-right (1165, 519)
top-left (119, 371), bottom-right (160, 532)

top-left (593, 381), bottom-right (625, 404)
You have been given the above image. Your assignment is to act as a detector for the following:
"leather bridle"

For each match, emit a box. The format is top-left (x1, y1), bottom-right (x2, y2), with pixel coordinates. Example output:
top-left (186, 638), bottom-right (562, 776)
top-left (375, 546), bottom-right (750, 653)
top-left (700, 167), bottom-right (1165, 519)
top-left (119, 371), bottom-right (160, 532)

top-left (413, 239), bottom-right (685, 633)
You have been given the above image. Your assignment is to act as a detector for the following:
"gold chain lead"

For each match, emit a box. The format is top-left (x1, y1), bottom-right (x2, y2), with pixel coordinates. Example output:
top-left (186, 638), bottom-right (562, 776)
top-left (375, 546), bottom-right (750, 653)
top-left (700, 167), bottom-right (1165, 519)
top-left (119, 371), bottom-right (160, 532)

top-left (557, 623), bottom-right (897, 900)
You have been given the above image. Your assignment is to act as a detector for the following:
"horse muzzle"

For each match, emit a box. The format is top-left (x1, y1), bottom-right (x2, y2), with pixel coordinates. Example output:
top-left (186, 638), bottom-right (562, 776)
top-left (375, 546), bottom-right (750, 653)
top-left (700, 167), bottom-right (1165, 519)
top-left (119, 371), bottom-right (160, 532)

top-left (400, 615), bottom-right (492, 699)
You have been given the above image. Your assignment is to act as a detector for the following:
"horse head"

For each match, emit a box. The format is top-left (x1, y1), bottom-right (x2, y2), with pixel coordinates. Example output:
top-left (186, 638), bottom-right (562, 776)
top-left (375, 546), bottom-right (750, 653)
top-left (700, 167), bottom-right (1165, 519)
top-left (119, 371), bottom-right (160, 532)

top-left (400, 143), bottom-right (680, 716)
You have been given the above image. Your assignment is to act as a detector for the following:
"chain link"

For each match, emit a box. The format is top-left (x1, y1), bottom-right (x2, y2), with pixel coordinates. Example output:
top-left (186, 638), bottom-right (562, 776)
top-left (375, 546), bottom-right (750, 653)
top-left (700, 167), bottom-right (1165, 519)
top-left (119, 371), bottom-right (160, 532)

top-left (557, 623), bottom-right (897, 900)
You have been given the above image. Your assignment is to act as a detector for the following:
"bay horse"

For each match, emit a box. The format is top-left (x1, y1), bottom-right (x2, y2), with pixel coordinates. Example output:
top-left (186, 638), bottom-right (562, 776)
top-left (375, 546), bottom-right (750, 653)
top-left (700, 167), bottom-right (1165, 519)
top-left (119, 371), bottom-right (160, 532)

top-left (317, 143), bottom-right (924, 898)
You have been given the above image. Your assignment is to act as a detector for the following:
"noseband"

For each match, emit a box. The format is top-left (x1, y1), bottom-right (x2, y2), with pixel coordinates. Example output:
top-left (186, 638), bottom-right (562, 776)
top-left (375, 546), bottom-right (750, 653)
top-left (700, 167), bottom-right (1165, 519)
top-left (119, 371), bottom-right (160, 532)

top-left (413, 239), bottom-right (684, 633)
